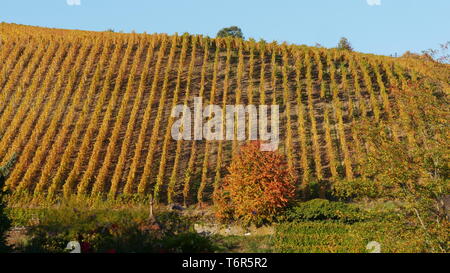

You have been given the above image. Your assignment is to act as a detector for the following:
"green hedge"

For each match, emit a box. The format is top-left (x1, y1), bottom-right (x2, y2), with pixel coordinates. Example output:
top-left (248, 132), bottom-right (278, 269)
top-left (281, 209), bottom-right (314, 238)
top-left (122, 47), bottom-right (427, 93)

top-left (284, 199), bottom-right (366, 223)
top-left (273, 221), bottom-right (426, 253)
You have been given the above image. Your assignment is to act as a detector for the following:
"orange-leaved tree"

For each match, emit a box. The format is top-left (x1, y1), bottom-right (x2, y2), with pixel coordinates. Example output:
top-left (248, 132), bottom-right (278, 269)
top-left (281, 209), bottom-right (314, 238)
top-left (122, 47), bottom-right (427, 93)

top-left (215, 141), bottom-right (296, 225)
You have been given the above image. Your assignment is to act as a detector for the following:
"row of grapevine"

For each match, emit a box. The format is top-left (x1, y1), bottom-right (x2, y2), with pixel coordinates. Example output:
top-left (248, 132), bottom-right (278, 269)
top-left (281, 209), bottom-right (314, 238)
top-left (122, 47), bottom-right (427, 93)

top-left (0, 41), bottom-right (72, 167)
top-left (246, 41), bottom-right (256, 150)
top-left (49, 40), bottom-right (123, 198)
top-left (92, 39), bottom-right (147, 195)
top-left (5, 42), bottom-right (83, 189)
top-left (358, 57), bottom-right (381, 122)
top-left (246, 42), bottom-right (255, 105)
top-left (69, 40), bottom-right (135, 196)
top-left (332, 93), bottom-right (354, 179)
top-left (323, 107), bottom-right (338, 178)
top-left (338, 54), bottom-right (363, 168)
top-left (182, 40), bottom-right (210, 205)
top-left (324, 51), bottom-right (339, 179)
top-left (168, 37), bottom-right (198, 204)
top-left (336, 54), bottom-right (360, 179)
top-left (392, 64), bottom-right (416, 146)
top-left (314, 50), bottom-right (326, 99)
top-left (270, 48), bottom-right (278, 106)
top-left (339, 63), bottom-right (355, 118)
top-left (197, 42), bottom-right (221, 204)
top-left (0, 41), bottom-right (35, 115)
top-left (124, 36), bottom-right (168, 194)
top-left (9, 42), bottom-right (89, 177)
top-left (73, 38), bottom-right (136, 197)
top-left (140, 35), bottom-right (178, 198)
top-left (258, 43), bottom-right (266, 105)
top-left (0, 38), bottom-right (17, 72)
top-left (0, 40), bottom-right (49, 136)
top-left (281, 47), bottom-right (295, 171)
top-left (108, 37), bottom-right (157, 198)
top-left (34, 39), bottom-right (112, 196)
top-left (0, 40), bottom-right (25, 92)
top-left (305, 51), bottom-right (323, 181)
top-left (213, 39), bottom-right (232, 201)
top-left (0, 41), bottom-right (40, 118)
top-left (21, 43), bottom-right (102, 190)
top-left (379, 60), bottom-right (411, 144)
top-left (336, 57), bottom-right (363, 166)
top-left (155, 35), bottom-right (189, 203)
top-left (347, 54), bottom-right (367, 118)
top-left (294, 51), bottom-right (310, 187)
top-left (371, 59), bottom-right (399, 141)
top-left (232, 41), bottom-right (245, 154)
top-left (10, 43), bottom-right (95, 190)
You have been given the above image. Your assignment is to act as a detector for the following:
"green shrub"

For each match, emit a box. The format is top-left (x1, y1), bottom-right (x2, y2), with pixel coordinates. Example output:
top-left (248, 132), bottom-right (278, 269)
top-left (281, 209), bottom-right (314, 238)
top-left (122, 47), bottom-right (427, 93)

top-left (0, 175), bottom-right (11, 253)
top-left (0, 154), bottom-right (17, 253)
top-left (163, 232), bottom-right (218, 253)
top-left (332, 178), bottom-right (381, 201)
top-left (154, 211), bottom-right (192, 236)
top-left (13, 207), bottom-right (216, 253)
top-left (273, 221), bottom-right (360, 253)
top-left (285, 199), bottom-right (366, 223)
top-left (273, 220), bottom-right (427, 253)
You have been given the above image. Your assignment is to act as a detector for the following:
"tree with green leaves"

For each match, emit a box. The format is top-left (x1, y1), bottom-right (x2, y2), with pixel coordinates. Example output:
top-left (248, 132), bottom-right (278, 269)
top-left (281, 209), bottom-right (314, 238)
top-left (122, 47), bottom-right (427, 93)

top-left (0, 154), bottom-right (17, 253)
top-left (337, 37), bottom-right (353, 51)
top-left (216, 26), bottom-right (244, 39)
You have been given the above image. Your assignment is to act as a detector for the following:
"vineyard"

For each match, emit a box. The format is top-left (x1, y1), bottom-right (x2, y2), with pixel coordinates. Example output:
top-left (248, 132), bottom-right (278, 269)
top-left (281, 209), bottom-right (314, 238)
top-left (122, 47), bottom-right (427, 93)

top-left (0, 23), bottom-right (448, 205)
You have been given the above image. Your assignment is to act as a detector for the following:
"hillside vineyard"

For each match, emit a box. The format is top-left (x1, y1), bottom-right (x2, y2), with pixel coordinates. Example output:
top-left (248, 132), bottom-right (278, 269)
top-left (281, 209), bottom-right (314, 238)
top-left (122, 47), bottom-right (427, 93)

top-left (0, 23), bottom-right (446, 204)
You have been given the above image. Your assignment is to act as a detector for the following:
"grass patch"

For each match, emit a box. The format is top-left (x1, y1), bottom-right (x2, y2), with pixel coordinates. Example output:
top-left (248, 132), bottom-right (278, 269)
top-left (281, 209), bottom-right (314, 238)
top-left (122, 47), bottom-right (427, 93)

top-left (214, 235), bottom-right (275, 253)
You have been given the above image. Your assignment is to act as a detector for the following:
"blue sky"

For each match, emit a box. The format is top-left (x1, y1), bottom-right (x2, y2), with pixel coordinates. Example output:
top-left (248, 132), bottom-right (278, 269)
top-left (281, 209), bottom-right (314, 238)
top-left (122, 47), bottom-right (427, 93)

top-left (1, 0), bottom-right (449, 56)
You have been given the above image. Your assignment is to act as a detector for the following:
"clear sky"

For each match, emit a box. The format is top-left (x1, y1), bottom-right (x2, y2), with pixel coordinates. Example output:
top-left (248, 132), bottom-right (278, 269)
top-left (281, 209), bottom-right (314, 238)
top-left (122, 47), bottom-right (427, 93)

top-left (1, 0), bottom-right (449, 56)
